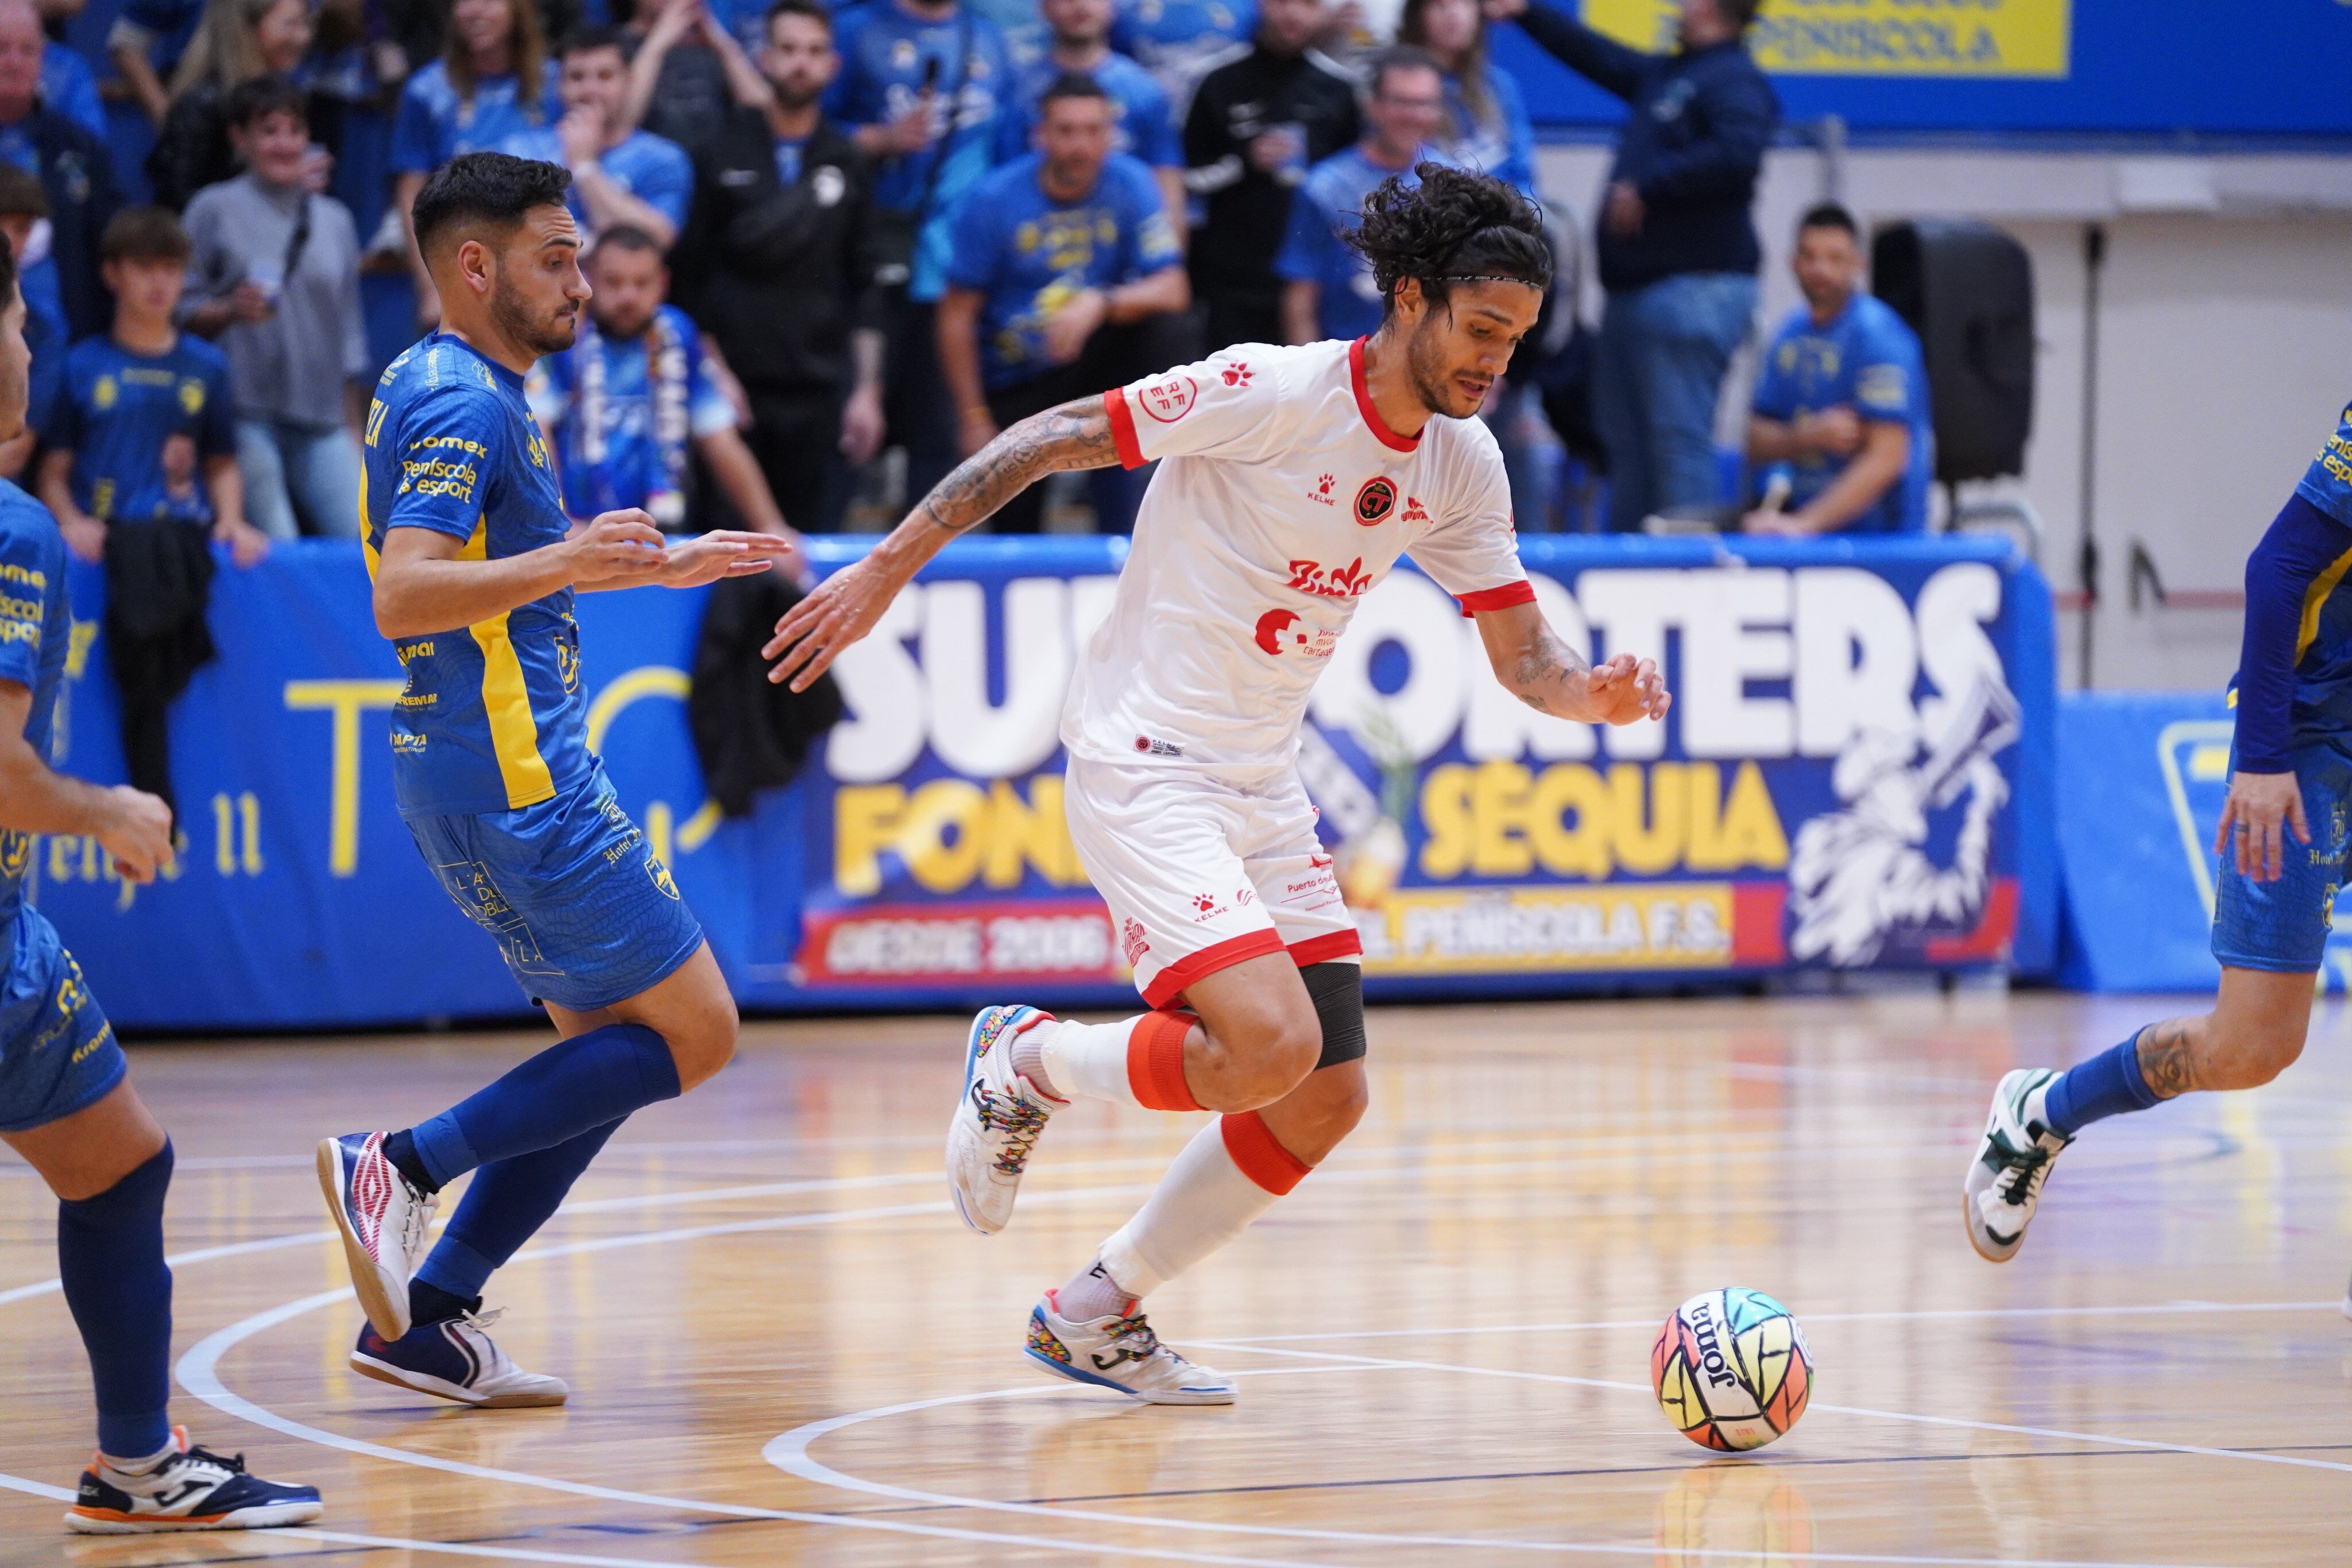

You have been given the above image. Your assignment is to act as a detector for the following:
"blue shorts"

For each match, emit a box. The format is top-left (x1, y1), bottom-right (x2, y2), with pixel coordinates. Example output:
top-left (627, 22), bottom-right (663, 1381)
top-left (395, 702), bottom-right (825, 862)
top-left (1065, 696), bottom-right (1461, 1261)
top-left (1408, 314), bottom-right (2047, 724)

top-left (0, 905), bottom-right (123, 1134)
top-left (2212, 742), bottom-right (2352, 973)
top-left (406, 769), bottom-right (705, 1012)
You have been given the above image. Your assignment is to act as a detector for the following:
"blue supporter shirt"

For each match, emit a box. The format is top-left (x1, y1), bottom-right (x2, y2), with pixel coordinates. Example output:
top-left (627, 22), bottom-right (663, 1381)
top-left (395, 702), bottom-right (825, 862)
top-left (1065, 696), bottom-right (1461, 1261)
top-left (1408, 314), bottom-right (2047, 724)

top-left (0, 480), bottom-right (67, 958)
top-left (1274, 145), bottom-right (1433, 343)
top-left (943, 152), bottom-right (1179, 389)
top-left (826, 0), bottom-right (1011, 301)
top-left (497, 126), bottom-right (695, 235)
top-left (526, 305), bottom-right (737, 521)
top-left (1436, 65), bottom-right (1535, 198)
top-left (362, 332), bottom-right (597, 817)
top-left (40, 44), bottom-right (104, 140)
top-left (47, 334), bottom-right (235, 523)
top-left (1750, 293), bottom-right (1933, 535)
top-left (1109, 0), bottom-right (1252, 113)
top-left (993, 53), bottom-right (1180, 169)
top-left (390, 61), bottom-right (564, 175)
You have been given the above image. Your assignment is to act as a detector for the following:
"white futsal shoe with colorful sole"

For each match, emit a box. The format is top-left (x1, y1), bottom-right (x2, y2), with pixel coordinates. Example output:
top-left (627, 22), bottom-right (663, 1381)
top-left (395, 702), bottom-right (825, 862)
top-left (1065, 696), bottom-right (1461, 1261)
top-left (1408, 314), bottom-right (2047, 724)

top-left (1964, 1067), bottom-right (2074, 1263)
top-left (316, 1130), bottom-right (438, 1339)
top-left (1024, 1290), bottom-right (1237, 1406)
top-left (946, 1005), bottom-right (1061, 1234)
top-left (351, 1307), bottom-right (568, 1407)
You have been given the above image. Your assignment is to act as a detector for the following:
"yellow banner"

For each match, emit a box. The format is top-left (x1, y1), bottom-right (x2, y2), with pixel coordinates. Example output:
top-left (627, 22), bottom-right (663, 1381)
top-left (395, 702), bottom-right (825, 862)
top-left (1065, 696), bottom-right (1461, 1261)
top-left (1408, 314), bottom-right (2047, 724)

top-left (1579, 0), bottom-right (2070, 79)
top-left (1360, 884), bottom-right (1734, 973)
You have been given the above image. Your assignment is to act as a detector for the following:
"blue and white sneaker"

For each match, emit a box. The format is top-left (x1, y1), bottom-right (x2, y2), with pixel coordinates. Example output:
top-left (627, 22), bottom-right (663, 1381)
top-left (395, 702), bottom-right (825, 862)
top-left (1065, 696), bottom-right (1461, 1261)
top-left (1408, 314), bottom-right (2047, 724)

top-left (350, 1308), bottom-right (568, 1408)
top-left (1024, 1291), bottom-right (1236, 1406)
top-left (65, 1427), bottom-right (322, 1534)
top-left (946, 1005), bottom-right (1061, 1235)
top-left (316, 1130), bottom-right (437, 1341)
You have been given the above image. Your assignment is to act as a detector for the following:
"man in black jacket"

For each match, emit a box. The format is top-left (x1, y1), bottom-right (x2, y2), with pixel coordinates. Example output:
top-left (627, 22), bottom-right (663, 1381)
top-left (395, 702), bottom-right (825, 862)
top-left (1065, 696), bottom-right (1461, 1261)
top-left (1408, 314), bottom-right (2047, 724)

top-left (675, 0), bottom-right (884, 532)
top-left (1182, 0), bottom-right (1357, 353)
top-left (1488, 0), bottom-right (1775, 531)
top-left (0, 0), bottom-right (121, 345)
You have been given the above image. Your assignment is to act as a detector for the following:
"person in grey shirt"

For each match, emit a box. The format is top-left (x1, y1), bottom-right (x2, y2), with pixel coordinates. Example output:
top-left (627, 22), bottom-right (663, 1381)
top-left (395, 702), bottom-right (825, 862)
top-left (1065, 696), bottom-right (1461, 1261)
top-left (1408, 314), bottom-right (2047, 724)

top-left (179, 75), bottom-right (369, 541)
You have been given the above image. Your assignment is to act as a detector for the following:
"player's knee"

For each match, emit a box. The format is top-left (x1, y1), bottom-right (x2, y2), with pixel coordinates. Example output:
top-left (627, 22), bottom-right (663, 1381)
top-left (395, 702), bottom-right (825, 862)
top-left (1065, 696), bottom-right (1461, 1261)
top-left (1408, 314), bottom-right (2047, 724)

top-left (667, 994), bottom-right (740, 1091)
top-left (2235, 1024), bottom-right (2305, 1089)
top-left (1227, 1002), bottom-right (1321, 1104)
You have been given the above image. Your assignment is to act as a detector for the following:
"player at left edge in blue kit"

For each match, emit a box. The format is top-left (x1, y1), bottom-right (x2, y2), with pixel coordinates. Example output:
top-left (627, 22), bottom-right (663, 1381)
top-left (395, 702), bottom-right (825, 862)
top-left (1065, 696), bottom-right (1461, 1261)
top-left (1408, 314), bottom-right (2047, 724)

top-left (0, 239), bottom-right (322, 1530)
top-left (314, 152), bottom-right (795, 1407)
top-left (1965, 396), bottom-right (2352, 1289)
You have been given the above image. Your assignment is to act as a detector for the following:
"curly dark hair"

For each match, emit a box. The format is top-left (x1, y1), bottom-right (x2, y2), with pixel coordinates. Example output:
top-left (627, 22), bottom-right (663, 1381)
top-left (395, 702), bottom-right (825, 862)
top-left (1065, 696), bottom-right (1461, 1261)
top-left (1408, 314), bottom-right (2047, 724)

top-left (1349, 164), bottom-right (1551, 320)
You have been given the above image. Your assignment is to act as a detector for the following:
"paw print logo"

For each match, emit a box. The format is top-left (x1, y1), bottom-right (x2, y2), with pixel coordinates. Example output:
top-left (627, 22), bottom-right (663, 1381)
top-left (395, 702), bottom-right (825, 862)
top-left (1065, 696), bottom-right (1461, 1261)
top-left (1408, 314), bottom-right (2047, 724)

top-left (1193, 893), bottom-right (1216, 913)
top-left (1316, 474), bottom-right (1334, 495)
top-left (1221, 362), bottom-right (1252, 387)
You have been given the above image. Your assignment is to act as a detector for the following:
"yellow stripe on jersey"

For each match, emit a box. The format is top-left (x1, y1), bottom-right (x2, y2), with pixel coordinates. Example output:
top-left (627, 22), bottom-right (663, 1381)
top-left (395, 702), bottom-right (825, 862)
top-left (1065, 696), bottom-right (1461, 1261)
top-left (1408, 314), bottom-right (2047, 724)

top-left (358, 482), bottom-right (378, 579)
top-left (458, 517), bottom-right (556, 809)
top-left (2296, 544), bottom-right (2352, 667)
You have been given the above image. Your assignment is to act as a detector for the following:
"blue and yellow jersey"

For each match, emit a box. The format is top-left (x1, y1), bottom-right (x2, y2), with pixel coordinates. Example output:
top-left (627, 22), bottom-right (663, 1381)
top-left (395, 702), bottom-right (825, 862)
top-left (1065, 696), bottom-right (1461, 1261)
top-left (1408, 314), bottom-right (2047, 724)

top-left (362, 333), bottom-right (595, 819)
top-left (2295, 398), bottom-right (2352, 530)
top-left (46, 333), bottom-right (235, 524)
top-left (0, 479), bottom-right (69, 956)
top-left (1750, 294), bottom-right (1934, 535)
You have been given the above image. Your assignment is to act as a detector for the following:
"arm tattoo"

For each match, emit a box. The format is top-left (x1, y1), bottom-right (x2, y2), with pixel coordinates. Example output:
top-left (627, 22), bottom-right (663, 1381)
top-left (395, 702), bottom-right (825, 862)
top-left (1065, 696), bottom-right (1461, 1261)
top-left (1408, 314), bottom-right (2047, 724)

top-left (2134, 1020), bottom-right (2200, 1099)
top-left (1508, 623), bottom-right (1593, 718)
top-left (914, 398), bottom-right (1120, 536)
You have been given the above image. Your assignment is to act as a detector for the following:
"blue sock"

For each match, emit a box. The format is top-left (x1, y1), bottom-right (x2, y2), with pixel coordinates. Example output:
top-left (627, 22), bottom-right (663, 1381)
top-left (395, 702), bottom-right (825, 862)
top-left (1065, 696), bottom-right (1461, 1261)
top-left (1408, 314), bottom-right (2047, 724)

top-left (57, 1141), bottom-right (175, 1461)
top-left (2042, 1033), bottom-right (2164, 1137)
top-left (407, 1024), bottom-right (678, 1188)
top-left (414, 1117), bottom-right (627, 1306)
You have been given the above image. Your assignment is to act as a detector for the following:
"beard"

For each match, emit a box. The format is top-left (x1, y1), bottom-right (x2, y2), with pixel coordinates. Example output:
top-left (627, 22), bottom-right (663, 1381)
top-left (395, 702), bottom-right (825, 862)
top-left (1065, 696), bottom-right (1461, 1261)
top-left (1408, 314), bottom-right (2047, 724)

top-left (1404, 309), bottom-right (1481, 420)
top-left (490, 270), bottom-right (580, 358)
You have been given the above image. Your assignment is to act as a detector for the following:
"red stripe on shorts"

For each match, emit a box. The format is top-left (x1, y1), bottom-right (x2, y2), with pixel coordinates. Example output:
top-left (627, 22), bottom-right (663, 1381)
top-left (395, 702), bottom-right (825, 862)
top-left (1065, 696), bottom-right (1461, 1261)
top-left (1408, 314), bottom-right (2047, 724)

top-left (1140, 928), bottom-right (1287, 1009)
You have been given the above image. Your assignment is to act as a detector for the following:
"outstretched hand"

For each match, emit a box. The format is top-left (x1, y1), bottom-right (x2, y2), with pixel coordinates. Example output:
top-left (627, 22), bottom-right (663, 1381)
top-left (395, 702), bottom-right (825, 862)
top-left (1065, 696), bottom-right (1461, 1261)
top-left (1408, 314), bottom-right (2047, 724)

top-left (2215, 768), bottom-right (2308, 884)
top-left (763, 555), bottom-right (895, 690)
top-left (660, 529), bottom-right (800, 589)
top-left (1584, 653), bottom-right (1671, 726)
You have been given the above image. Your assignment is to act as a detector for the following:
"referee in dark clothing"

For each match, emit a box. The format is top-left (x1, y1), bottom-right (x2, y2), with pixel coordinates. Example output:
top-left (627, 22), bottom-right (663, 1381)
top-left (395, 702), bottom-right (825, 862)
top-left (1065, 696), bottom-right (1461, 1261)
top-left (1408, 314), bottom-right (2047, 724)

top-left (1183, 0), bottom-right (1359, 353)
top-left (674, 0), bottom-right (885, 533)
top-left (1487, 0), bottom-right (1777, 532)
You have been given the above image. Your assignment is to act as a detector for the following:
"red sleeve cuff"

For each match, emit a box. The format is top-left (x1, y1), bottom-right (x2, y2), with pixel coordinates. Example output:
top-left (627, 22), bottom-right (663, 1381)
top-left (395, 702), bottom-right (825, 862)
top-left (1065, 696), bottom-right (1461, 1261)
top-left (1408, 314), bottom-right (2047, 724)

top-left (1457, 579), bottom-right (1538, 618)
top-left (1104, 387), bottom-right (1144, 470)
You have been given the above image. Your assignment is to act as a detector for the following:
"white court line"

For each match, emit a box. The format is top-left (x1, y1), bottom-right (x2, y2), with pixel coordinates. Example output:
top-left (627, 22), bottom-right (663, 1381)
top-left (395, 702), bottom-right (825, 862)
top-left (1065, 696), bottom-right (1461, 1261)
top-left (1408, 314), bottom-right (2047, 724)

top-left (1187, 1340), bottom-right (2352, 1478)
top-left (1208, 1298), bottom-right (2346, 1345)
top-left (760, 1383), bottom-right (2261, 1568)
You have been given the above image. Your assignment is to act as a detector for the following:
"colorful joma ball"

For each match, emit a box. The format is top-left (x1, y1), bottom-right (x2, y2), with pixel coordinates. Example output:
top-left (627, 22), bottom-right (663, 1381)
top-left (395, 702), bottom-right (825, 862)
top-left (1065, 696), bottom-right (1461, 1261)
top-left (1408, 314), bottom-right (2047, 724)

top-left (1651, 1287), bottom-right (1813, 1451)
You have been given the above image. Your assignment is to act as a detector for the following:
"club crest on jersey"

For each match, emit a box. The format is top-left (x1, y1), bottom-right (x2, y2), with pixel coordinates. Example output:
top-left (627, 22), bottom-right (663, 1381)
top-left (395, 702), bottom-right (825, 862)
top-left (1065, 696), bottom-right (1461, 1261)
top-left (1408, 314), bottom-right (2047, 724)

top-left (1136, 372), bottom-right (1197, 423)
top-left (1354, 477), bottom-right (1398, 526)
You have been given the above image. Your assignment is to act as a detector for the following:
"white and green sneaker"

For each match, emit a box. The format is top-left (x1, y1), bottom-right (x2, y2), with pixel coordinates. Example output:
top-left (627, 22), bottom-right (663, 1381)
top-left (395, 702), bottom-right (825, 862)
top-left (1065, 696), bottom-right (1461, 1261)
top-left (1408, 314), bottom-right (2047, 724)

top-left (1964, 1067), bottom-right (2073, 1263)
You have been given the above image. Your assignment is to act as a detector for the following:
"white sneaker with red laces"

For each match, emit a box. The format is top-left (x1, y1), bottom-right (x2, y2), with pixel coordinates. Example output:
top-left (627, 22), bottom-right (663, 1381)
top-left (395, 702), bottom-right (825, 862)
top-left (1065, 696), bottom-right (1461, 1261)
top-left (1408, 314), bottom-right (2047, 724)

top-left (316, 1130), bottom-right (437, 1339)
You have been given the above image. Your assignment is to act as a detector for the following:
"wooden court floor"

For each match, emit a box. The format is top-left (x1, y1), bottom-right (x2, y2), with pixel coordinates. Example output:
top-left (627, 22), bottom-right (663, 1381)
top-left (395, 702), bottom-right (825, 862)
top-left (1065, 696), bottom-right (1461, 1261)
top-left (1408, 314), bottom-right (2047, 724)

top-left (3, 990), bottom-right (2351, 1566)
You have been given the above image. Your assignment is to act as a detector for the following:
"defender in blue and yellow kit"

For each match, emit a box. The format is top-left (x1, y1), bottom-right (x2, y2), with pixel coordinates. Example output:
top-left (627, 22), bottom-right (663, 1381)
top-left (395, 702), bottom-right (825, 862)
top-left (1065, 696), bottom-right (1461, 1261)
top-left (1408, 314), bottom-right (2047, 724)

top-left (314, 152), bottom-right (792, 1408)
top-left (1964, 398), bottom-right (2352, 1275)
top-left (0, 234), bottom-right (322, 1532)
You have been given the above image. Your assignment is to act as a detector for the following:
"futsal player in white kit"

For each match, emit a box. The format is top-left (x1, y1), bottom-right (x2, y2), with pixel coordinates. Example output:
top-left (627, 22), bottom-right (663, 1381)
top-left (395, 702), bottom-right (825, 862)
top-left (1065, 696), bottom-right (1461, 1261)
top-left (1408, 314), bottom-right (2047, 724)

top-left (766, 167), bottom-right (1671, 1402)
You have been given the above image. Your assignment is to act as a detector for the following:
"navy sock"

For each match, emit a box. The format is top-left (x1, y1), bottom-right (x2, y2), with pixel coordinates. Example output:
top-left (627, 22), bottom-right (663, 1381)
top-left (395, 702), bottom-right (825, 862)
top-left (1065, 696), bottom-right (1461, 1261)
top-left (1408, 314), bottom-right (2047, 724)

top-left (416, 1117), bottom-right (626, 1303)
top-left (2042, 1033), bottom-right (2164, 1137)
top-left (407, 1279), bottom-right (479, 1329)
top-left (381, 1129), bottom-right (436, 1194)
top-left (57, 1141), bottom-right (175, 1460)
top-left (407, 1025), bottom-right (678, 1188)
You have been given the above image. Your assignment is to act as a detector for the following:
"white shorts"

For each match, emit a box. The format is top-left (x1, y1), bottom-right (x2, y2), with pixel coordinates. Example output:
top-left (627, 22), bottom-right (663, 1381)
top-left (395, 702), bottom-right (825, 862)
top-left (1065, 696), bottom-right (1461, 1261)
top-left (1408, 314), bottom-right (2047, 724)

top-left (1065, 757), bottom-right (1361, 1009)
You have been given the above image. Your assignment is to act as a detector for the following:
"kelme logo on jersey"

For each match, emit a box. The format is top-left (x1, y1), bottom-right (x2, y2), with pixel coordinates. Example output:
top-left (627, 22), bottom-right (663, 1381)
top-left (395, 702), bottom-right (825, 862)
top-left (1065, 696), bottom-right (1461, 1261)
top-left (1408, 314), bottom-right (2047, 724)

top-left (1354, 477), bottom-right (1398, 526)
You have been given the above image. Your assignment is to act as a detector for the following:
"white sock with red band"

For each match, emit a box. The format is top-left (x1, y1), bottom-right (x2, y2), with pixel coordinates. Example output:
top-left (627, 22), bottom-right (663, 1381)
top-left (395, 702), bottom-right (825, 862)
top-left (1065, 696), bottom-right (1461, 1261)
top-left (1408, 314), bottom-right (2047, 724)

top-left (1039, 1012), bottom-right (1201, 1111)
top-left (1091, 1110), bottom-right (1312, 1300)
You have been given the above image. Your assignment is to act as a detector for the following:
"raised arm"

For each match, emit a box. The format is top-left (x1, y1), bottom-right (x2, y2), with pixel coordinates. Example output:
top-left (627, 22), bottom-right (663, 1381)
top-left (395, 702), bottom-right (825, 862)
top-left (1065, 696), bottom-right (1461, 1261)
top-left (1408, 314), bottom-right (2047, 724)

top-left (1483, 0), bottom-right (1652, 103)
top-left (764, 396), bottom-right (1119, 688)
top-left (1473, 597), bottom-right (1670, 725)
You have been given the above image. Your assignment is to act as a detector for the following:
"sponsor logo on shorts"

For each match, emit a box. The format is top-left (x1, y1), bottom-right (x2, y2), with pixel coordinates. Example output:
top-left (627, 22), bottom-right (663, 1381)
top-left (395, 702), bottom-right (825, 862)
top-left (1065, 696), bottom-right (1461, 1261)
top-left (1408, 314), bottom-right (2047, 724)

top-left (1136, 373), bottom-right (1197, 423)
top-left (1286, 557), bottom-right (1373, 599)
top-left (1189, 892), bottom-right (1224, 922)
top-left (1254, 608), bottom-right (1338, 659)
top-left (1354, 476), bottom-right (1398, 526)
top-left (1122, 917), bottom-right (1150, 965)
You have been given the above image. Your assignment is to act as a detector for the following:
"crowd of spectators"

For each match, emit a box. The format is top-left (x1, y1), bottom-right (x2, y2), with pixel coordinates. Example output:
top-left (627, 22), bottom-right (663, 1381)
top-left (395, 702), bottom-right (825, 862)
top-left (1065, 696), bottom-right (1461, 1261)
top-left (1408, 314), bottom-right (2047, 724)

top-left (0, 0), bottom-right (1939, 563)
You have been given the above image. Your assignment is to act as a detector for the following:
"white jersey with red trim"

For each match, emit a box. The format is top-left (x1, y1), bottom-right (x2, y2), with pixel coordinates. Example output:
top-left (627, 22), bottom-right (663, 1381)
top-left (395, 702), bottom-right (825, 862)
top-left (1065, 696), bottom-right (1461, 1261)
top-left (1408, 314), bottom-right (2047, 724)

top-left (1064, 337), bottom-right (1533, 775)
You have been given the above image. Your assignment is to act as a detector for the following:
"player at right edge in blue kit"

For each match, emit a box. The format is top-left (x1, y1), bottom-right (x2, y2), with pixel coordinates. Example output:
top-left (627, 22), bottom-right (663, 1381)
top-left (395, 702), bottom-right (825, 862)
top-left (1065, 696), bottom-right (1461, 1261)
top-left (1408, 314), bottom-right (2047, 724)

top-left (316, 153), bottom-right (792, 1406)
top-left (1966, 398), bottom-right (2352, 1273)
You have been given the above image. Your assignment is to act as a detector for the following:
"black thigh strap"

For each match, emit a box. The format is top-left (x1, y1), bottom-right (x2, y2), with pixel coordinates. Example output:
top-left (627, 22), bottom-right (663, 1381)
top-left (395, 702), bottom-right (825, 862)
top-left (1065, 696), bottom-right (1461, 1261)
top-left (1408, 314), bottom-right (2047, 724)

top-left (1302, 961), bottom-right (1366, 1070)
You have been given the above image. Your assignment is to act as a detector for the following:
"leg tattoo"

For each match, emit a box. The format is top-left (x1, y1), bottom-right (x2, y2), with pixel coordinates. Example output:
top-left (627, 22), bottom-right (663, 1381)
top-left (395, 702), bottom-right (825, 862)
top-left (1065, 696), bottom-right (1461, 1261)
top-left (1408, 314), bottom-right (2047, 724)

top-left (2134, 1021), bottom-right (2200, 1100)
